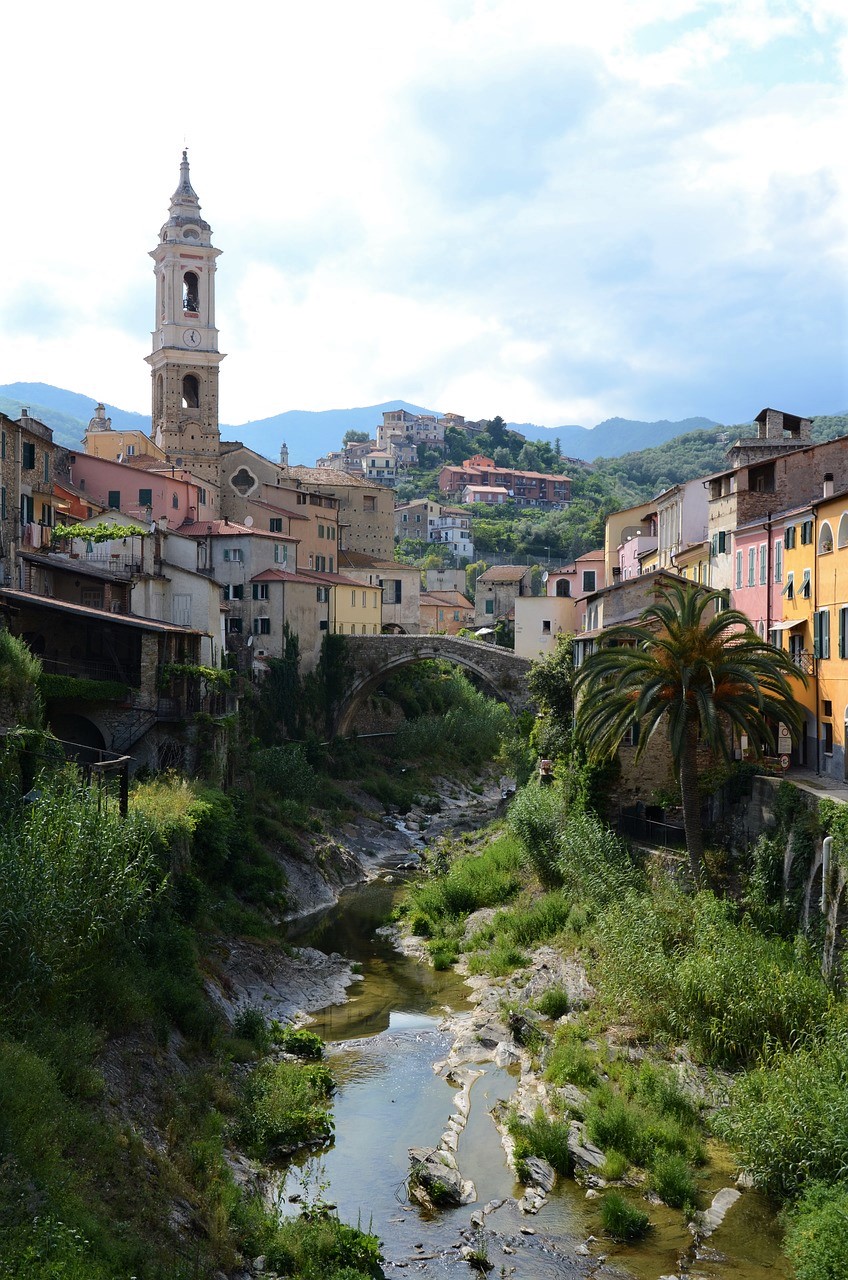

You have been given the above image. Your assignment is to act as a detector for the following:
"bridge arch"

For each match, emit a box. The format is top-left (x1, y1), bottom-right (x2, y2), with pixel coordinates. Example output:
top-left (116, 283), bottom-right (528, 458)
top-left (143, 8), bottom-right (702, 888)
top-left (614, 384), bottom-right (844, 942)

top-left (335, 634), bottom-right (533, 736)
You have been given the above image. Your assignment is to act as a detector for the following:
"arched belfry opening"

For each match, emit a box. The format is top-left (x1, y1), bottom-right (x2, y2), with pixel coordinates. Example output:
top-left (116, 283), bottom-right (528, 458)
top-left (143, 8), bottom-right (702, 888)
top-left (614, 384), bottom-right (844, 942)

top-left (555, 578), bottom-right (570, 597)
top-left (182, 374), bottom-right (200, 409)
top-left (183, 271), bottom-right (199, 313)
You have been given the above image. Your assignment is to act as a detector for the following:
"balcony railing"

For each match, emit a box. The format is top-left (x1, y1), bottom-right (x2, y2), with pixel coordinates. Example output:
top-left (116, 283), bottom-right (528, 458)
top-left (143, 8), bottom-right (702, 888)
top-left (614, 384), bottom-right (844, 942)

top-left (41, 656), bottom-right (138, 686)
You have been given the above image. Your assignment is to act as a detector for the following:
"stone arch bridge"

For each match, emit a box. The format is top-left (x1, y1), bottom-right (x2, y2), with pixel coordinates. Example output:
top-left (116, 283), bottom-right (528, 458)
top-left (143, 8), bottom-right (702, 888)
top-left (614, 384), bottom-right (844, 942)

top-left (336, 634), bottom-right (534, 736)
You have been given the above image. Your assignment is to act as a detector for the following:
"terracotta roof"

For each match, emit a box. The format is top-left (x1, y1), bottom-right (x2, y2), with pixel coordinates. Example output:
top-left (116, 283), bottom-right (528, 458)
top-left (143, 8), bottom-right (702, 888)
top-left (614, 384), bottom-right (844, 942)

top-left (338, 550), bottom-right (417, 572)
top-left (477, 565), bottom-right (531, 582)
top-left (421, 590), bottom-right (474, 609)
top-left (251, 567), bottom-right (371, 589)
top-left (176, 519), bottom-right (298, 542)
top-left (247, 497), bottom-right (309, 521)
top-left (283, 465), bottom-right (381, 489)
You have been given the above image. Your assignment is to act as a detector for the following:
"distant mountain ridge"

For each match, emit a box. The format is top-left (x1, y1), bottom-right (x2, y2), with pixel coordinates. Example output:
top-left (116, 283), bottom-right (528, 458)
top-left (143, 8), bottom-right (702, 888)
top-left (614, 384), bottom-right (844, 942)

top-left (0, 382), bottom-right (726, 464)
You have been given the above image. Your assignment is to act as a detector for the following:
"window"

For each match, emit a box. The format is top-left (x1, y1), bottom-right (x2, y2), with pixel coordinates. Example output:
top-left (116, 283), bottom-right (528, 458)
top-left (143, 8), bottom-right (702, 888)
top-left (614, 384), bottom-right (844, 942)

top-left (172, 493), bottom-right (179, 509)
top-left (760, 543), bottom-right (768, 585)
top-left (748, 547), bottom-right (756, 587)
top-left (824, 722), bottom-right (834, 755)
top-left (840, 607), bottom-right (848, 659)
top-left (329, 556), bottom-right (334, 572)
top-left (736, 550), bottom-right (743, 589)
top-left (253, 617), bottom-right (271, 635)
top-left (138, 488), bottom-right (152, 507)
top-left (329, 525), bottom-right (336, 540)
top-left (108, 490), bottom-right (120, 509)
top-left (269, 518), bottom-right (283, 533)
top-left (21, 441), bottom-right (35, 470)
top-left (801, 520), bottom-right (813, 545)
top-left (582, 570), bottom-right (596, 592)
top-left (351, 590), bottom-right (356, 606)
top-left (824, 700), bottom-right (833, 717)
top-left (81, 588), bottom-right (104, 610)
top-left (316, 586), bottom-right (329, 603)
top-left (454, 610), bottom-right (460, 621)
top-left (0, 487), bottom-right (5, 520)
top-left (1, 430), bottom-right (5, 459)
top-left (774, 539), bottom-right (783, 583)
top-left (717, 530), bottom-right (727, 554)
top-left (363, 495), bottom-right (376, 512)
top-left (372, 593), bottom-right (377, 608)
top-left (297, 493), bottom-right (308, 505)
top-left (43, 453), bottom-right (49, 483)
top-left (228, 618), bottom-right (243, 634)
top-left (555, 579), bottom-right (570, 598)
top-left (222, 585), bottom-right (230, 601)
top-left (318, 524), bottom-right (325, 538)
top-left (542, 620), bottom-right (551, 634)
top-left (801, 569), bottom-right (811, 598)
top-left (20, 494), bottom-right (34, 524)
top-left (224, 548), bottom-right (243, 563)
top-left (126, 445), bottom-right (136, 457)
top-left (252, 583), bottom-right (269, 600)
top-left (172, 593), bottom-right (192, 626)
top-left (485, 599), bottom-right (494, 615)
top-left (319, 619), bottom-right (329, 630)
top-left (785, 525), bottom-right (796, 549)
top-left (231, 584), bottom-right (244, 600)
top-left (362, 591), bottom-right (367, 607)
top-left (783, 572), bottom-right (794, 599)
top-left (814, 609), bottom-right (830, 659)
top-left (197, 487), bottom-right (207, 506)
top-left (274, 544), bottom-right (288, 564)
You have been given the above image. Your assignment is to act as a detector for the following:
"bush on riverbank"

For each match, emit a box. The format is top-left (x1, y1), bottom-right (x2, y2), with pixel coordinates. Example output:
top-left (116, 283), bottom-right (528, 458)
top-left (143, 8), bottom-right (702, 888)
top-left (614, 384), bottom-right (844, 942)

top-left (237, 1059), bottom-right (335, 1156)
top-left (784, 1181), bottom-right (848, 1280)
top-left (401, 832), bottom-right (523, 938)
top-left (593, 888), bottom-right (830, 1067)
top-left (264, 1211), bottom-right (384, 1279)
top-left (715, 1013), bottom-right (848, 1197)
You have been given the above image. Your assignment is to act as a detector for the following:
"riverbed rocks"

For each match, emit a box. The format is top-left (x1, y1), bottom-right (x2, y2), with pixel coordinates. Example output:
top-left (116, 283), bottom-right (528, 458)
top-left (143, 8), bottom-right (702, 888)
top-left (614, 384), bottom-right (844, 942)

top-left (566, 1121), bottom-right (606, 1173)
top-left (205, 940), bottom-right (362, 1026)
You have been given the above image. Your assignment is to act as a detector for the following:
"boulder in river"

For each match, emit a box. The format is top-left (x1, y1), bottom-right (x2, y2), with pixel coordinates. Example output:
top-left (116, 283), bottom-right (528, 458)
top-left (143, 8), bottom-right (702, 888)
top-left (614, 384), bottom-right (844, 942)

top-left (567, 1121), bottom-right (606, 1172)
top-left (521, 1156), bottom-right (556, 1192)
top-left (408, 1147), bottom-right (465, 1207)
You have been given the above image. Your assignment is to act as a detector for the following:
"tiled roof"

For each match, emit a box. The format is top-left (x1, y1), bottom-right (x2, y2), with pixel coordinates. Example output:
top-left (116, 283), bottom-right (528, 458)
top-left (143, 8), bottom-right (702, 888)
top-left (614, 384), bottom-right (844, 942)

top-left (0, 588), bottom-right (203, 634)
top-left (477, 565), bottom-right (531, 582)
top-left (176, 519), bottom-right (297, 541)
top-left (251, 567), bottom-right (369, 589)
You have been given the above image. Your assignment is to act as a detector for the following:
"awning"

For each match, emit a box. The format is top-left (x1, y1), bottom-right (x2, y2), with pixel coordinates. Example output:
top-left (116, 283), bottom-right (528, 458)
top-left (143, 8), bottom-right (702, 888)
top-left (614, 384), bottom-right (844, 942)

top-left (770, 619), bottom-right (806, 631)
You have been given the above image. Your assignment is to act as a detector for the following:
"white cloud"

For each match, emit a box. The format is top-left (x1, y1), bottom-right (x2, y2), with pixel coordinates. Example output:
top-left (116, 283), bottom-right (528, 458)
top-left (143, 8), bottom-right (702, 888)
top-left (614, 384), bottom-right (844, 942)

top-left (0, 0), bottom-right (845, 431)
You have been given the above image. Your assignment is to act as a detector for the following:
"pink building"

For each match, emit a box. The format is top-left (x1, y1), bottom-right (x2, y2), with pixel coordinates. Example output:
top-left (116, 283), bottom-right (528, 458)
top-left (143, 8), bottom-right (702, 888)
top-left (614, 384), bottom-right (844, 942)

top-left (68, 453), bottom-right (212, 526)
top-left (730, 514), bottom-right (788, 640)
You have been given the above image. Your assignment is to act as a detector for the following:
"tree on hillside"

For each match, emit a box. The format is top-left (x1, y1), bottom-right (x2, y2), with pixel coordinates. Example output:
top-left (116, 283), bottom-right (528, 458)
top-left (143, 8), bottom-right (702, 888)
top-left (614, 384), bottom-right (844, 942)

top-left (343, 429), bottom-right (370, 444)
top-left (573, 582), bottom-right (806, 887)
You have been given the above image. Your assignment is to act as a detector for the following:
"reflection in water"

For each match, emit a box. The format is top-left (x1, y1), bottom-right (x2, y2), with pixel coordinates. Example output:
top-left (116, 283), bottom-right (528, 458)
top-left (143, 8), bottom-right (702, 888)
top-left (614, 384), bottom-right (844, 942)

top-left (282, 878), bottom-right (790, 1279)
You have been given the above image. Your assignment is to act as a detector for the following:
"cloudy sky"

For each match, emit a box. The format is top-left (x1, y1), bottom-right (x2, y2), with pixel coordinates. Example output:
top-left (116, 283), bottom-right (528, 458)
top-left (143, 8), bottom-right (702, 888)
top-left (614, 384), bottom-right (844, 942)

top-left (2, 0), bottom-right (845, 431)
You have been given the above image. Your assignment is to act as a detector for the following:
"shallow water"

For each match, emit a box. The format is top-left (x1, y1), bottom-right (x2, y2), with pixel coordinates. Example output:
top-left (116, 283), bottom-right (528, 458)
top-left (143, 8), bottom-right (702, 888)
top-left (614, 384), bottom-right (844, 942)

top-left (280, 878), bottom-right (790, 1279)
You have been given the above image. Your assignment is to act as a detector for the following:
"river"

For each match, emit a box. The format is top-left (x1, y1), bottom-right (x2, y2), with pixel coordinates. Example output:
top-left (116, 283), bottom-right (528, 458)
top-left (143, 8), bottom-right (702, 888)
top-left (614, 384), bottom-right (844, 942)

top-left (276, 866), bottom-right (789, 1279)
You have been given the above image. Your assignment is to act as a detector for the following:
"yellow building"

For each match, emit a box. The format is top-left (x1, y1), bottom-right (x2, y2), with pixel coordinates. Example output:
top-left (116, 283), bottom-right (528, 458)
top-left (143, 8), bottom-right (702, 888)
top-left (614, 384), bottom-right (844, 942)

top-left (803, 489), bottom-right (848, 781)
top-left (83, 404), bottom-right (165, 464)
top-left (675, 540), bottom-right (711, 587)
top-left (330, 575), bottom-right (382, 635)
top-left (778, 502), bottom-right (818, 769)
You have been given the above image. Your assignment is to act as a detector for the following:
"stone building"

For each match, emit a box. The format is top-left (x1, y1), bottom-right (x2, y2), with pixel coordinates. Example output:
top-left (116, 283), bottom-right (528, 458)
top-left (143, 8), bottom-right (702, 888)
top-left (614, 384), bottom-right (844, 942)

top-left (0, 408), bottom-right (58, 588)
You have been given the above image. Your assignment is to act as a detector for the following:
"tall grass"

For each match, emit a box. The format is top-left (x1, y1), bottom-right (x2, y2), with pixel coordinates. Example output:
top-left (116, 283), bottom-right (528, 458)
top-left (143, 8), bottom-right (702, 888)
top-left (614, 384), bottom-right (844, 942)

top-left (715, 1014), bottom-right (848, 1197)
top-left (394, 682), bottom-right (513, 766)
top-left (401, 833), bottom-right (523, 936)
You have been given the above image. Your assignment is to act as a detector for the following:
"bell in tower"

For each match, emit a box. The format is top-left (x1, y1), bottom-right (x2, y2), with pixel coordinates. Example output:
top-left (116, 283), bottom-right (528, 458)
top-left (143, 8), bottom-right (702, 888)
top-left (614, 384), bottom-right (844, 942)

top-left (145, 151), bottom-right (225, 517)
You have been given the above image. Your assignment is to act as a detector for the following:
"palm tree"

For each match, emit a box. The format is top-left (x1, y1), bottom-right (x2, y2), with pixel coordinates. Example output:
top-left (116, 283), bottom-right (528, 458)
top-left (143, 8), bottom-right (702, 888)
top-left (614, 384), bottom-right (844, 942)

top-left (573, 581), bottom-right (806, 887)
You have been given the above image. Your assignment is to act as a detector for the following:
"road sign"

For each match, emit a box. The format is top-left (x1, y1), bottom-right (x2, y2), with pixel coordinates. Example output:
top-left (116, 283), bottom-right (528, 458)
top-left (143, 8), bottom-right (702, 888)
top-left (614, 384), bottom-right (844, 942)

top-left (780, 754), bottom-right (790, 770)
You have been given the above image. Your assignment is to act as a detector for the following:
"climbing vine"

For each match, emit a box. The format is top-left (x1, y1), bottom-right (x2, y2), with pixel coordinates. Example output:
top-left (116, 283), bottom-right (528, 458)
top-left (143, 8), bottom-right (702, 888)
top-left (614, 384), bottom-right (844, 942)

top-left (52, 522), bottom-right (145, 544)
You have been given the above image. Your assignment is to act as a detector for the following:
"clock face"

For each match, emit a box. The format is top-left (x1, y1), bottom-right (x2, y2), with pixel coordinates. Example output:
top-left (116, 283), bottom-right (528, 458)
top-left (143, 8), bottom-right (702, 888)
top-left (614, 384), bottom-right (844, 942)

top-left (183, 329), bottom-right (201, 348)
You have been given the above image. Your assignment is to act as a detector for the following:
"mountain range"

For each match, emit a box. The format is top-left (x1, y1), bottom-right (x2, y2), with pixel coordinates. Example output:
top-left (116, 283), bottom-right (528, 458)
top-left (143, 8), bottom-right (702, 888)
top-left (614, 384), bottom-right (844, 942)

top-left (0, 381), bottom-right (719, 464)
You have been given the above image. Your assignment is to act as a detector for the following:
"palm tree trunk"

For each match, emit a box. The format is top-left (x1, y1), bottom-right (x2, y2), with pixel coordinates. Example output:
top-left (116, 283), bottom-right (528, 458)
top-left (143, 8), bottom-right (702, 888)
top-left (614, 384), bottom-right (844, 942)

top-left (679, 725), bottom-right (704, 889)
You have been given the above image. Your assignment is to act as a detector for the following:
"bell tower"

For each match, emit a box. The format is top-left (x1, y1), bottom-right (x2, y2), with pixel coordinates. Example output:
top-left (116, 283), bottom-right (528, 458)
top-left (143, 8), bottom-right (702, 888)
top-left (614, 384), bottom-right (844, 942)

top-left (146, 151), bottom-right (224, 512)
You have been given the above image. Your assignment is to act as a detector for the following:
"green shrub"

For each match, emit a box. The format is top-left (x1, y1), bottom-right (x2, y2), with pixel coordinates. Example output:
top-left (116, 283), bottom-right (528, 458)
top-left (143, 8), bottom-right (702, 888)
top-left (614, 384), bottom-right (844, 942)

top-left (238, 1060), bottom-right (334, 1155)
top-left (600, 1192), bottom-right (651, 1241)
top-left (467, 942), bottom-right (528, 977)
top-left (265, 1211), bottom-right (384, 1279)
top-left (545, 1026), bottom-right (597, 1090)
top-left (508, 784), bottom-right (564, 887)
top-left (507, 1108), bottom-right (573, 1176)
top-left (715, 1017), bottom-right (848, 1197)
top-left (233, 1006), bottom-right (270, 1049)
top-left (401, 833), bottom-right (523, 935)
top-left (601, 1150), bottom-right (628, 1180)
top-left (272, 1025), bottom-right (325, 1060)
top-left (649, 1152), bottom-right (699, 1212)
top-left (495, 892), bottom-right (572, 947)
top-left (253, 743), bottom-right (318, 803)
top-left (557, 808), bottom-right (638, 904)
top-left (535, 986), bottom-right (571, 1020)
top-left (784, 1182), bottom-right (848, 1280)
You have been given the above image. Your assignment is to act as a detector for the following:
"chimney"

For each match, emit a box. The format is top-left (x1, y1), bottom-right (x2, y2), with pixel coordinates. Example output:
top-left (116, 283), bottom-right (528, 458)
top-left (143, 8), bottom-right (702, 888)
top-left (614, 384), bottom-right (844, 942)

top-left (824, 473), bottom-right (834, 499)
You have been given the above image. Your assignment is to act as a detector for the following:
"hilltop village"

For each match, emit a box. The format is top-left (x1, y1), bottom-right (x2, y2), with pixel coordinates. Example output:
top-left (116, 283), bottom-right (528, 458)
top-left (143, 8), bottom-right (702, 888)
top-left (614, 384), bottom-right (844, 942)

top-left (1, 154), bottom-right (847, 783)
